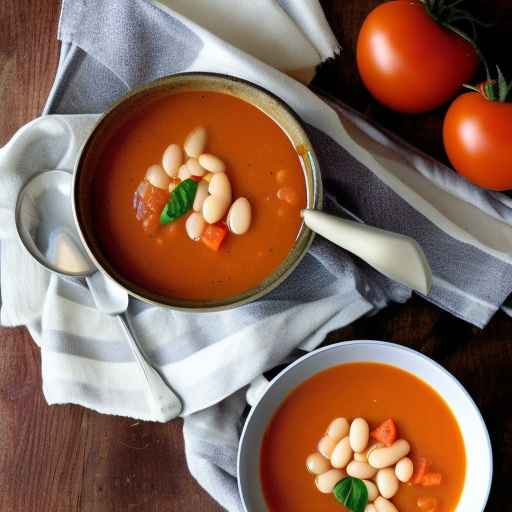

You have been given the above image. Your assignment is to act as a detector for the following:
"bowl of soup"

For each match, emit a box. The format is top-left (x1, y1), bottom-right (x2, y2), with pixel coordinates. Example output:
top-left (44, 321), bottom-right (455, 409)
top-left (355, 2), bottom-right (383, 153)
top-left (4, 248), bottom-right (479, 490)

top-left (238, 340), bottom-right (492, 512)
top-left (72, 72), bottom-right (321, 310)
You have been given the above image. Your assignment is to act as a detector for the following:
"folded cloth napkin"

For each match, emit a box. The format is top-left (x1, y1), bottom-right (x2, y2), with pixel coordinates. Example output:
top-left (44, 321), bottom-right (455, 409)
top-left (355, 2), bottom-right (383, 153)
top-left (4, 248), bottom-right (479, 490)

top-left (2, 0), bottom-right (512, 510)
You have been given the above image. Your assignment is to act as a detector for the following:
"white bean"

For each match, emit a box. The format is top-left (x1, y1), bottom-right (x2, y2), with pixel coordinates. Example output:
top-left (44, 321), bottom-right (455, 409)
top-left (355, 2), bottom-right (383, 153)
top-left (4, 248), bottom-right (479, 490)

top-left (317, 435), bottom-right (337, 459)
top-left (186, 158), bottom-right (206, 177)
top-left (374, 496), bottom-right (399, 512)
top-left (330, 437), bottom-right (353, 469)
top-left (185, 212), bottom-right (206, 241)
top-left (365, 505), bottom-right (377, 512)
top-left (395, 457), bottom-right (414, 483)
top-left (363, 480), bottom-right (379, 502)
top-left (145, 164), bottom-right (170, 190)
top-left (346, 461), bottom-right (377, 479)
top-left (184, 126), bottom-right (207, 157)
top-left (202, 195), bottom-right (230, 224)
top-left (178, 164), bottom-right (191, 181)
top-left (326, 418), bottom-right (350, 442)
top-left (162, 144), bottom-right (182, 177)
top-left (368, 440), bottom-right (410, 469)
top-left (376, 468), bottom-right (399, 499)
top-left (199, 153), bottom-right (226, 174)
top-left (350, 418), bottom-right (370, 453)
top-left (306, 453), bottom-right (331, 475)
top-left (193, 180), bottom-right (209, 212)
top-left (315, 469), bottom-right (346, 494)
top-left (208, 173), bottom-right (232, 203)
top-left (366, 443), bottom-right (385, 460)
top-left (227, 198), bottom-right (252, 235)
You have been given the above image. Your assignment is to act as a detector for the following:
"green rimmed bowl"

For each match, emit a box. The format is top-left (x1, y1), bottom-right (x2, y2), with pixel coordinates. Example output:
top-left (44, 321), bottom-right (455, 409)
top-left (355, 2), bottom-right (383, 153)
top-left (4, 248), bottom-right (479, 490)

top-left (72, 72), bottom-right (322, 311)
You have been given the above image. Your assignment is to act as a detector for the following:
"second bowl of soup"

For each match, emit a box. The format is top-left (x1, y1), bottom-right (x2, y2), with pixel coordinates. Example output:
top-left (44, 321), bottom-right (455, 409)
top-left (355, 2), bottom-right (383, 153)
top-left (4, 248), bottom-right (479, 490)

top-left (73, 73), bottom-right (321, 310)
top-left (238, 340), bottom-right (492, 512)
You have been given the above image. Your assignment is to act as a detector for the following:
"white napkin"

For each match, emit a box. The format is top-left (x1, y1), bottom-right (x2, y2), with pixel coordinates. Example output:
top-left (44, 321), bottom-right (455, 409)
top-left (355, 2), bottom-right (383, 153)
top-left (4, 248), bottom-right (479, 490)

top-left (0, 1), bottom-right (355, 423)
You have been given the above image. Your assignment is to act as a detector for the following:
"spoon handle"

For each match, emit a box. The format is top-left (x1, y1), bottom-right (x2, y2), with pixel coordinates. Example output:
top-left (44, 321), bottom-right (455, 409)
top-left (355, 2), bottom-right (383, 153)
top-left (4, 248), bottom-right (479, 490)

top-left (117, 314), bottom-right (182, 421)
top-left (302, 209), bottom-right (432, 295)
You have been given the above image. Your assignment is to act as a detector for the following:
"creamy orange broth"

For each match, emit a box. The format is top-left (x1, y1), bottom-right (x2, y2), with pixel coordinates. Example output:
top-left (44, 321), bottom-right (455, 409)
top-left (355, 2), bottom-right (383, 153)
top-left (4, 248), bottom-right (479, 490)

top-left (260, 362), bottom-right (466, 511)
top-left (91, 91), bottom-right (306, 300)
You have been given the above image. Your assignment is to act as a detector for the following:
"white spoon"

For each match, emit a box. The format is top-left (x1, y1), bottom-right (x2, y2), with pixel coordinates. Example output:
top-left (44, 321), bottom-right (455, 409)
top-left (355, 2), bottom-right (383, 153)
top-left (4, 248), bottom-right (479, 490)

top-left (302, 209), bottom-right (432, 295)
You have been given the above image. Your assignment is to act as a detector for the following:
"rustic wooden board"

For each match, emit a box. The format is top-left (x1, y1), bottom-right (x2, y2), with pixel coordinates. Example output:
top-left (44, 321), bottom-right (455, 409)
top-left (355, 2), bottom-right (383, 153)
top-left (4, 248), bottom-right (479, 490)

top-left (0, 1), bottom-right (509, 509)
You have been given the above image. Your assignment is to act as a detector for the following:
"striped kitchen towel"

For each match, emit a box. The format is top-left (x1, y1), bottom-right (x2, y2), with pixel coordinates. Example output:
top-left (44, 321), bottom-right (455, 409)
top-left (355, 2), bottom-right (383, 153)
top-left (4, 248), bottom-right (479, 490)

top-left (1, 1), bottom-right (512, 510)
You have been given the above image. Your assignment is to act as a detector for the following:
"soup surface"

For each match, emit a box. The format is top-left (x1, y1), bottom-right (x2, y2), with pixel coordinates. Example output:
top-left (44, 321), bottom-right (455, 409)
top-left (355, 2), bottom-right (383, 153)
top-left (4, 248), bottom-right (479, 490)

top-left (260, 362), bottom-right (466, 512)
top-left (92, 91), bottom-right (306, 301)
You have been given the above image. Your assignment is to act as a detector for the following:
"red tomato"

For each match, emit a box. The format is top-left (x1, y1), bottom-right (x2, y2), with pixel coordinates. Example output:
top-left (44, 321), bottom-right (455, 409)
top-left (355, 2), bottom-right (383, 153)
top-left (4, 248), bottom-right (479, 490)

top-left (443, 92), bottom-right (512, 190)
top-left (356, 1), bottom-right (478, 113)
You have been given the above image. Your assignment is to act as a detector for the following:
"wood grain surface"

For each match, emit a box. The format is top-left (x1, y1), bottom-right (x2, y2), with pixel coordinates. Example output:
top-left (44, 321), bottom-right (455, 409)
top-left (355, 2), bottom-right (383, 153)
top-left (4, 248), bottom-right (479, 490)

top-left (0, 1), bottom-right (509, 510)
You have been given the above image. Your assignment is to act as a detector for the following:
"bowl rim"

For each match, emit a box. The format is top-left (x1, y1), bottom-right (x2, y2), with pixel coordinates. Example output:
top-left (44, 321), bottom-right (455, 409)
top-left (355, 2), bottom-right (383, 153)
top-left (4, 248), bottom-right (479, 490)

top-left (71, 71), bottom-right (322, 312)
top-left (237, 339), bottom-right (493, 512)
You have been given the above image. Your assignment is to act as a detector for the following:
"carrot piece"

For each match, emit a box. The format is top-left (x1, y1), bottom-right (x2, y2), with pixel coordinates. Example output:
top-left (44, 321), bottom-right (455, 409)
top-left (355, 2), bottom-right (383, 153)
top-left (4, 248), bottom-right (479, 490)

top-left (417, 496), bottom-right (438, 511)
top-left (370, 418), bottom-right (398, 447)
top-left (421, 472), bottom-right (442, 486)
top-left (412, 457), bottom-right (429, 484)
top-left (201, 222), bottom-right (228, 251)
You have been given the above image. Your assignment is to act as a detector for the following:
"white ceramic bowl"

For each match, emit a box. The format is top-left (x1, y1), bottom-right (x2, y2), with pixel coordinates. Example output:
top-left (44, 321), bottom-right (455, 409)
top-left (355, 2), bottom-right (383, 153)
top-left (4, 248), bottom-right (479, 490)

top-left (238, 340), bottom-right (492, 512)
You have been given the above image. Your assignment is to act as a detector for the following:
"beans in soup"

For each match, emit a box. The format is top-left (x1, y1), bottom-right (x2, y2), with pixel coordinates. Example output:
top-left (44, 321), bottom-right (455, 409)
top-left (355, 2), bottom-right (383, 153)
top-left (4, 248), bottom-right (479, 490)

top-left (92, 91), bottom-right (306, 301)
top-left (260, 362), bottom-right (466, 512)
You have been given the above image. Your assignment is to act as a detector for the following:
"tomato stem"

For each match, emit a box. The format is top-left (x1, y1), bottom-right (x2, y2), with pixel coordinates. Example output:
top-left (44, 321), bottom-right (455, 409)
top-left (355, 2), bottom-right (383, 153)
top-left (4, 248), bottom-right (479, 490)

top-left (442, 22), bottom-right (489, 76)
top-left (420, 0), bottom-right (489, 71)
top-left (462, 84), bottom-right (480, 93)
top-left (497, 67), bottom-right (512, 102)
top-left (464, 66), bottom-right (512, 103)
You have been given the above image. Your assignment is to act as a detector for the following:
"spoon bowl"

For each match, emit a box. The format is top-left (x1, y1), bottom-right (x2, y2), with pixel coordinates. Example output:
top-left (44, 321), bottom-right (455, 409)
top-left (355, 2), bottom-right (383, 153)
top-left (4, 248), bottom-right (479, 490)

top-left (15, 170), bottom-right (95, 277)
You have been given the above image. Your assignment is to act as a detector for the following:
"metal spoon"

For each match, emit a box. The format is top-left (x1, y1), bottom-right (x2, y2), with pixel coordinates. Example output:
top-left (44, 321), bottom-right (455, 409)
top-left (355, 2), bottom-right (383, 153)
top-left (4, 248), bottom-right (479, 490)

top-left (15, 170), bottom-right (182, 421)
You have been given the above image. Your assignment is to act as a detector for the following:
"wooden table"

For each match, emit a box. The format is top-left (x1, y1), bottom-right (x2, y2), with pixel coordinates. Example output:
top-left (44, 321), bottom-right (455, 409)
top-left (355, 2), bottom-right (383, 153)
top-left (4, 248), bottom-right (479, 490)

top-left (0, 1), bottom-right (509, 510)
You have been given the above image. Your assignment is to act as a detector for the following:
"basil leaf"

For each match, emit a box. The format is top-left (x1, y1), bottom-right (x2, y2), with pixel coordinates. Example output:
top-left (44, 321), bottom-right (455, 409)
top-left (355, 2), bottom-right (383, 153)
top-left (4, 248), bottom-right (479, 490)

top-left (160, 179), bottom-right (198, 224)
top-left (333, 477), bottom-right (368, 512)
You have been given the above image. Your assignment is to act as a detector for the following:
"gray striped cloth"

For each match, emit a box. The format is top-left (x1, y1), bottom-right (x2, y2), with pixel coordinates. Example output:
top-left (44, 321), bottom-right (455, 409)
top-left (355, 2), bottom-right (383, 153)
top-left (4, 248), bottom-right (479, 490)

top-left (1, 1), bottom-right (512, 510)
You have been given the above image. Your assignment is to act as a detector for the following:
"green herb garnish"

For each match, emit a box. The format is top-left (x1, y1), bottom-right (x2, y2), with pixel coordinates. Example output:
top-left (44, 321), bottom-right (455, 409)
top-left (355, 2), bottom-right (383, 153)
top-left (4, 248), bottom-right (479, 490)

top-left (333, 477), bottom-right (368, 512)
top-left (465, 66), bottom-right (512, 103)
top-left (160, 178), bottom-right (198, 224)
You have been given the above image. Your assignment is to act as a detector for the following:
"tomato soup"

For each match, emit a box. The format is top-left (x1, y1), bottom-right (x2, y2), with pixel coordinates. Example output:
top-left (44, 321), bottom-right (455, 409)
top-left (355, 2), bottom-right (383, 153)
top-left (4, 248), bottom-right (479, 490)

top-left (91, 91), bottom-right (306, 301)
top-left (260, 363), bottom-right (466, 512)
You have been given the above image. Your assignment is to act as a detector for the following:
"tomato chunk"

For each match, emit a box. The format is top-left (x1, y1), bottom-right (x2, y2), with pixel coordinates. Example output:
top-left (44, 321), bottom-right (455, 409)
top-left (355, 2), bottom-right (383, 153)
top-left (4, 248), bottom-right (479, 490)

top-left (201, 222), bottom-right (228, 251)
top-left (142, 213), bottom-right (160, 236)
top-left (134, 179), bottom-right (169, 219)
top-left (421, 472), bottom-right (442, 486)
top-left (370, 418), bottom-right (397, 447)
top-left (277, 186), bottom-right (298, 205)
top-left (417, 496), bottom-right (438, 511)
top-left (412, 457), bottom-right (429, 484)
top-left (143, 182), bottom-right (170, 214)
